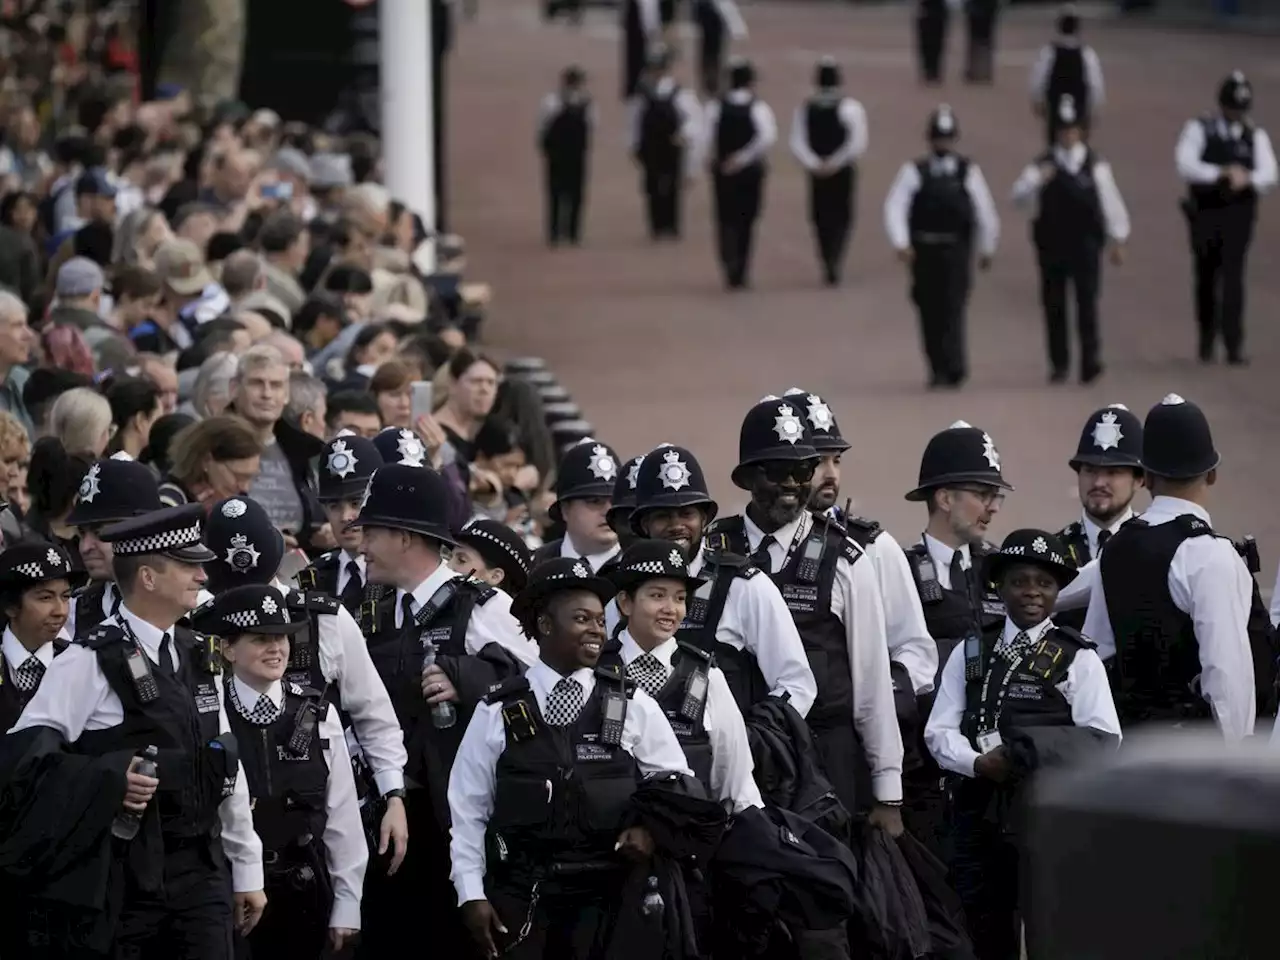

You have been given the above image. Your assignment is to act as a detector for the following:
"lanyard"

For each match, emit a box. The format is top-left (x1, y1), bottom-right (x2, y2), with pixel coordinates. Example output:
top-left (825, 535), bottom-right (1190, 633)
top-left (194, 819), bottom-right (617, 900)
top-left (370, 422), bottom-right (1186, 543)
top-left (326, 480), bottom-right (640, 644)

top-left (976, 633), bottom-right (1035, 734)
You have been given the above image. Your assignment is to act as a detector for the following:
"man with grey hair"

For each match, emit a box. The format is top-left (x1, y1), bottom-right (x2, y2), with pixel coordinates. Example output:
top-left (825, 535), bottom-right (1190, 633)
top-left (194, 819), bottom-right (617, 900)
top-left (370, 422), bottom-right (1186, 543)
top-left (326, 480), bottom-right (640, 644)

top-left (49, 258), bottom-right (130, 370)
top-left (189, 351), bottom-right (240, 419)
top-left (0, 290), bottom-right (34, 435)
top-left (219, 249), bottom-right (267, 304)
top-left (260, 330), bottom-right (307, 372)
top-left (286, 370), bottom-right (327, 440)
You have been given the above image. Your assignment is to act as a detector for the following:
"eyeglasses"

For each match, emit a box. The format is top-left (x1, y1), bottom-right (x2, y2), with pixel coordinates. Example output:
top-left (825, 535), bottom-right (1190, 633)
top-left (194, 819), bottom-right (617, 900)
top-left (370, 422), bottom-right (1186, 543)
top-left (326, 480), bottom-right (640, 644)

top-left (951, 485), bottom-right (1005, 508)
top-left (758, 460), bottom-right (817, 484)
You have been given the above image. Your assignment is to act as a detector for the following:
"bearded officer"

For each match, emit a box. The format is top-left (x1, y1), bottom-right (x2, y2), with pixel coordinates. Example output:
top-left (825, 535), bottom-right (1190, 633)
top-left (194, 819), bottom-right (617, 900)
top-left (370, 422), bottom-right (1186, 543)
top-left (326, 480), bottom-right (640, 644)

top-left (708, 395), bottom-right (904, 829)
top-left (1176, 71), bottom-right (1277, 365)
top-left (532, 439), bottom-right (623, 573)
top-left (885, 105), bottom-right (999, 389)
top-left (66, 458), bottom-right (163, 639)
top-left (1081, 394), bottom-right (1256, 740)
top-left (789, 57), bottom-right (868, 286)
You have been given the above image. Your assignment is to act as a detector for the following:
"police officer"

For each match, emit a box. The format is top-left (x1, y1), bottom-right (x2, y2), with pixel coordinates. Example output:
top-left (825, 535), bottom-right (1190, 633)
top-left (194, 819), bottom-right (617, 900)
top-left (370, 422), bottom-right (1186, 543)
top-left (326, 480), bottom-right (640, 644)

top-left (197, 583), bottom-right (367, 957)
top-left (621, 0), bottom-right (666, 101)
top-left (1176, 71), bottom-right (1278, 365)
top-left (624, 441), bottom-right (816, 716)
top-left (532, 439), bottom-right (623, 572)
top-left (449, 518), bottom-right (534, 599)
top-left (351, 462), bottom-right (537, 957)
top-left (705, 57), bottom-right (777, 290)
top-left (693, 0), bottom-right (747, 97)
top-left (915, 0), bottom-right (951, 86)
top-left (1082, 394), bottom-right (1257, 740)
top-left (12, 503), bottom-right (267, 953)
top-left (629, 45), bottom-right (703, 241)
top-left (708, 396), bottom-right (904, 828)
top-left (1029, 4), bottom-right (1105, 146)
top-left (1011, 94), bottom-right (1130, 384)
top-left (538, 66), bottom-right (595, 248)
top-left (884, 106), bottom-right (999, 389)
top-left (300, 434), bottom-right (385, 616)
top-left (373, 425), bottom-right (431, 468)
top-left (789, 57), bottom-right (868, 286)
top-left (0, 542), bottom-right (82, 730)
top-left (448, 557), bottom-right (692, 959)
top-left (925, 528), bottom-right (1120, 960)
top-left (963, 0), bottom-right (1000, 84)
top-left (606, 454), bottom-right (646, 554)
top-left (66, 458), bottom-right (163, 638)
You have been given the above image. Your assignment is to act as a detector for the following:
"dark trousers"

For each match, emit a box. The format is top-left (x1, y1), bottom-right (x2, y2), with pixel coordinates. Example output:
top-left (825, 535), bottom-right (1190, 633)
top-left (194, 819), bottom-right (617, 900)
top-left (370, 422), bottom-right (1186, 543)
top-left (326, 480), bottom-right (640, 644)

top-left (813, 718), bottom-right (872, 820)
top-left (965, 1), bottom-right (998, 83)
top-left (911, 241), bottom-right (973, 385)
top-left (642, 154), bottom-right (683, 238)
top-left (488, 875), bottom-right (627, 959)
top-left (1186, 204), bottom-right (1255, 361)
top-left (1038, 245), bottom-right (1103, 379)
top-left (950, 798), bottom-right (1022, 960)
top-left (808, 166), bottom-right (855, 284)
top-left (114, 842), bottom-right (232, 960)
top-left (713, 165), bottom-right (765, 288)
top-left (916, 6), bottom-right (949, 83)
top-left (545, 158), bottom-right (586, 244)
top-left (699, 23), bottom-right (724, 97)
top-left (623, 29), bottom-right (646, 100)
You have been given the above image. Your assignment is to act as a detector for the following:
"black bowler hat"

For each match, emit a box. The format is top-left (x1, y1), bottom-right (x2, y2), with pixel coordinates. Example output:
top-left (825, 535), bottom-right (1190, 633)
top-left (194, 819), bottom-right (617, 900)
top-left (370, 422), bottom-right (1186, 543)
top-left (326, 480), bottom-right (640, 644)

top-left (549, 439), bottom-right (621, 523)
top-left (0, 541), bottom-right (87, 593)
top-left (732, 395), bottom-right (818, 490)
top-left (454, 518), bottom-right (533, 595)
top-left (511, 557), bottom-right (617, 630)
top-left (815, 56), bottom-right (841, 89)
top-left (192, 583), bottom-right (309, 638)
top-left (204, 497), bottom-right (286, 592)
top-left (1141, 393), bottom-right (1220, 480)
top-left (349, 463), bottom-right (456, 546)
top-left (1070, 404), bottom-right (1143, 471)
top-left (631, 445), bottom-right (719, 536)
top-left (607, 455), bottom-right (646, 531)
top-left (319, 435), bottom-right (384, 502)
top-left (100, 502), bottom-right (217, 564)
top-left (609, 539), bottom-right (705, 596)
top-left (67, 458), bottom-right (162, 527)
top-left (1219, 70), bottom-right (1252, 111)
top-left (782, 388), bottom-right (849, 454)
top-left (372, 426), bottom-right (429, 468)
top-left (984, 529), bottom-right (1077, 590)
top-left (928, 104), bottom-right (959, 141)
top-left (728, 57), bottom-right (756, 89)
top-left (905, 420), bottom-right (1013, 502)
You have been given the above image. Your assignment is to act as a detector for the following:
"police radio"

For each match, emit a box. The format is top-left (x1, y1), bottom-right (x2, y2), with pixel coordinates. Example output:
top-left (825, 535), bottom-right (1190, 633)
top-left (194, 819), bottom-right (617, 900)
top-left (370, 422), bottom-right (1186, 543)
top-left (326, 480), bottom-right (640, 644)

top-left (125, 643), bottom-right (160, 704)
top-left (796, 527), bottom-right (826, 584)
top-left (963, 633), bottom-right (983, 682)
top-left (601, 683), bottom-right (627, 747)
top-left (680, 668), bottom-right (709, 723)
top-left (916, 555), bottom-right (945, 604)
top-left (287, 686), bottom-right (329, 757)
top-left (1236, 535), bottom-right (1262, 576)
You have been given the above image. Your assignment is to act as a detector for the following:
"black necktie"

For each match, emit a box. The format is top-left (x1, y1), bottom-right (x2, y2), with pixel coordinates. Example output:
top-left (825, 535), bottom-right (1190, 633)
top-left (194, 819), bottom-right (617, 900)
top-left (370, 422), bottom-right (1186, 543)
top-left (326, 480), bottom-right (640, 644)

top-left (1096, 529), bottom-right (1112, 554)
top-left (340, 560), bottom-right (364, 612)
top-left (752, 535), bottom-right (777, 575)
top-left (401, 594), bottom-right (416, 631)
top-left (156, 633), bottom-right (174, 677)
top-left (949, 550), bottom-right (967, 593)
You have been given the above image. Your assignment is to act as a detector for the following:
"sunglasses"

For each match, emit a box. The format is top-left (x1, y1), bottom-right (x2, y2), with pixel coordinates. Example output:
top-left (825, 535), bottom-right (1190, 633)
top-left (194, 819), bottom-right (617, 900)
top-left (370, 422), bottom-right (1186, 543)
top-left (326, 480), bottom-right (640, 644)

top-left (758, 460), bottom-right (816, 484)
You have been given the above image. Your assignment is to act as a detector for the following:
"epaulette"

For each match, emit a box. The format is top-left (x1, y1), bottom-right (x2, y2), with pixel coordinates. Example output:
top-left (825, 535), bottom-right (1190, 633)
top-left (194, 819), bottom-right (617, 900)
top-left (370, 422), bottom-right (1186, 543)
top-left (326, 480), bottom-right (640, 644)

top-left (484, 675), bottom-right (531, 705)
top-left (675, 639), bottom-right (714, 666)
top-left (1174, 514), bottom-right (1214, 538)
top-left (1049, 624), bottom-right (1097, 652)
top-left (191, 597), bottom-right (217, 623)
top-left (974, 540), bottom-right (999, 557)
top-left (457, 577), bottom-right (498, 605)
top-left (193, 632), bottom-right (223, 674)
top-left (301, 591), bottom-right (341, 615)
top-left (1060, 521), bottom-right (1083, 539)
top-left (315, 550), bottom-right (339, 564)
top-left (288, 682), bottom-right (323, 699)
top-left (837, 535), bottom-right (864, 566)
top-left (83, 623), bottom-right (126, 650)
top-left (71, 581), bottom-right (100, 599)
top-left (844, 515), bottom-right (883, 544)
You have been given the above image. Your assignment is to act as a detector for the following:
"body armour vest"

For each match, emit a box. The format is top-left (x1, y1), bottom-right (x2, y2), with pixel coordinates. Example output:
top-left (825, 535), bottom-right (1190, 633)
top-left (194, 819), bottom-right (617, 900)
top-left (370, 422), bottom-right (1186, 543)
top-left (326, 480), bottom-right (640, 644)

top-left (544, 100), bottom-right (590, 158)
top-left (0, 638), bottom-right (68, 731)
top-left (1033, 148), bottom-right (1105, 252)
top-left (806, 97), bottom-right (846, 158)
top-left (281, 590), bottom-right (344, 713)
top-left (910, 154), bottom-right (975, 243)
top-left (1191, 116), bottom-right (1257, 210)
top-left (72, 581), bottom-right (117, 638)
top-left (639, 88), bottom-right (682, 164)
top-left (297, 553), bottom-right (373, 620)
top-left (715, 98), bottom-right (757, 164)
top-left (484, 667), bottom-right (640, 880)
top-left (1045, 43), bottom-right (1087, 118)
top-left (904, 541), bottom-right (1005, 684)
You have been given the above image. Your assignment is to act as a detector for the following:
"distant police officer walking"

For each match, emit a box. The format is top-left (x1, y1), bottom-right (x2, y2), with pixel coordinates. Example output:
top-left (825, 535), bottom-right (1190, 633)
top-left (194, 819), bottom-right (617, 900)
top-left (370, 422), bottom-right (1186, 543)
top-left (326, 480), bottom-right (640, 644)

top-left (538, 66), bottom-right (595, 248)
top-left (885, 106), bottom-right (1000, 389)
top-left (693, 0), bottom-right (747, 97)
top-left (963, 0), bottom-right (1000, 84)
top-left (1029, 4), bottom-right (1105, 146)
top-left (621, 0), bottom-right (668, 101)
top-left (629, 47), bottom-right (703, 241)
top-left (1175, 71), bottom-right (1278, 365)
top-left (789, 58), bottom-right (869, 286)
top-left (532, 438), bottom-right (623, 572)
top-left (1011, 95), bottom-right (1130, 384)
top-left (915, 0), bottom-right (952, 86)
top-left (705, 58), bottom-right (778, 290)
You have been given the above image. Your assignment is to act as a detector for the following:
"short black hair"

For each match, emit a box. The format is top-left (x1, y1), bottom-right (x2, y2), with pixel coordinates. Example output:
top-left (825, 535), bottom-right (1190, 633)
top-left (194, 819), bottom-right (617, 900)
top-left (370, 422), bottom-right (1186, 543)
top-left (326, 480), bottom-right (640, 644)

top-left (293, 292), bottom-right (346, 338)
top-left (474, 418), bottom-right (523, 459)
top-left (325, 390), bottom-right (379, 429)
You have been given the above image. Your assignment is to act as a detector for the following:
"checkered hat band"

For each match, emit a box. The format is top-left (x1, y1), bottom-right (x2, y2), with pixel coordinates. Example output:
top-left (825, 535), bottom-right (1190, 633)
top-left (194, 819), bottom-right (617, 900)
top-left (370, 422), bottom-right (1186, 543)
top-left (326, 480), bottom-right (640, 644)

top-left (227, 610), bottom-right (260, 628)
top-left (462, 526), bottom-right (529, 574)
top-left (1000, 546), bottom-right (1067, 566)
top-left (113, 521), bottom-right (203, 556)
top-left (16, 562), bottom-right (44, 578)
top-left (623, 559), bottom-right (674, 576)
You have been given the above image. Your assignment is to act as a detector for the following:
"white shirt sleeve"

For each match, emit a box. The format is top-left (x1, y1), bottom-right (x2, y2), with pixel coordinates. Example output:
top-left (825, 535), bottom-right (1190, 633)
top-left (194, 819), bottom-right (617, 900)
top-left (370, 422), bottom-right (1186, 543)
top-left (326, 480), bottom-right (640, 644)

top-left (1084, 46), bottom-right (1106, 109)
top-left (637, 0), bottom-right (661, 38)
top-left (1093, 160), bottom-right (1131, 243)
top-left (1011, 162), bottom-right (1045, 213)
top-left (789, 105), bottom-right (821, 171)
top-left (965, 162), bottom-right (1001, 257)
top-left (1176, 119), bottom-right (1221, 186)
top-left (1059, 648), bottom-right (1122, 737)
top-left (626, 689), bottom-right (697, 776)
top-left (733, 100), bottom-right (777, 166)
top-left (627, 96), bottom-right (644, 154)
top-left (731, 573), bottom-right (818, 717)
top-left (537, 93), bottom-right (560, 146)
top-left (447, 703), bottom-right (502, 906)
top-left (1081, 562), bottom-right (1117, 660)
top-left (9, 643), bottom-right (111, 736)
top-left (1028, 44), bottom-right (1052, 100)
top-left (676, 88), bottom-right (706, 174)
top-left (705, 667), bottom-right (764, 812)
top-left (1269, 560), bottom-right (1280, 628)
top-left (825, 98), bottom-right (868, 168)
top-left (883, 161), bottom-right (921, 251)
top-left (924, 644), bottom-right (981, 777)
top-left (868, 531), bottom-right (938, 695)
top-left (716, 0), bottom-right (747, 39)
top-left (1054, 558), bottom-right (1096, 614)
top-left (216, 679), bottom-right (265, 894)
top-left (1249, 127), bottom-right (1278, 193)
top-left (467, 590), bottom-right (540, 667)
top-left (702, 98), bottom-right (721, 170)
top-left (320, 703), bottom-right (369, 930)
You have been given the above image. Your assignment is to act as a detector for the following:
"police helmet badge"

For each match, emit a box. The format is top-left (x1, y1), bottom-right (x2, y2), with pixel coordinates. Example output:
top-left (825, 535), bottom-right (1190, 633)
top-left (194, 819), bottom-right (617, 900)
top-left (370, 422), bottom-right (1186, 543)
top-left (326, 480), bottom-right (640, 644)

top-left (1161, 394), bottom-right (1185, 406)
top-left (981, 433), bottom-right (1001, 469)
top-left (773, 404), bottom-right (804, 444)
top-left (79, 463), bottom-right (101, 503)
top-left (805, 395), bottom-right (834, 433)
top-left (659, 449), bottom-right (691, 491)
top-left (587, 445), bottom-right (617, 482)
top-left (262, 595), bottom-right (279, 615)
top-left (222, 499), bottom-right (248, 519)
top-left (1032, 536), bottom-right (1048, 554)
top-left (45, 548), bottom-right (61, 567)
top-left (668, 548), bottom-right (684, 567)
top-left (396, 430), bottom-right (426, 467)
top-left (626, 458), bottom-right (642, 490)
top-left (1091, 410), bottom-right (1124, 451)
top-left (327, 439), bottom-right (359, 479)
top-left (226, 533), bottom-right (261, 572)
top-left (572, 561), bottom-right (591, 578)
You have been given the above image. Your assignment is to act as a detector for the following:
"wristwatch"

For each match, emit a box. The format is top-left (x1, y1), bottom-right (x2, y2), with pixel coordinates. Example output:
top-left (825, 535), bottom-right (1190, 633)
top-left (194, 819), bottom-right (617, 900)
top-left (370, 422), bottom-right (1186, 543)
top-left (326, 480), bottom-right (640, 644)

top-left (383, 788), bottom-right (407, 801)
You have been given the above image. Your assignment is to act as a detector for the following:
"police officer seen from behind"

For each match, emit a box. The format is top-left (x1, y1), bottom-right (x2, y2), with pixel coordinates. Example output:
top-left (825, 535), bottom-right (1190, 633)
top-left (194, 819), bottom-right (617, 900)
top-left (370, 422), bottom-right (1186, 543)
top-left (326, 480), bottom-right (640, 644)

top-left (1082, 394), bottom-right (1257, 740)
top-left (0, 542), bottom-right (82, 730)
top-left (709, 396), bottom-right (904, 829)
top-left (885, 106), bottom-right (999, 389)
top-left (1176, 71), bottom-right (1277, 365)
top-left (196, 584), bottom-right (367, 957)
top-left (693, 0), bottom-right (747, 97)
top-left (789, 58), bottom-right (868, 286)
top-left (1029, 4), bottom-right (1104, 147)
top-left (448, 559), bottom-right (693, 959)
top-left (66, 458), bottom-right (163, 638)
top-left (926, 529), bottom-right (1120, 960)
top-left (630, 46), bottom-right (703, 241)
top-left (915, 0), bottom-right (951, 86)
top-left (449, 517), bottom-right (533, 598)
top-left (12, 504), bottom-right (268, 953)
top-left (624, 442), bottom-right (817, 716)
top-left (1011, 94), bottom-right (1130, 385)
top-left (532, 438), bottom-right (623, 572)
top-left (621, 0), bottom-right (666, 101)
top-left (963, 0), bottom-right (1000, 84)
top-left (705, 57), bottom-right (777, 290)
top-left (538, 66), bottom-right (595, 248)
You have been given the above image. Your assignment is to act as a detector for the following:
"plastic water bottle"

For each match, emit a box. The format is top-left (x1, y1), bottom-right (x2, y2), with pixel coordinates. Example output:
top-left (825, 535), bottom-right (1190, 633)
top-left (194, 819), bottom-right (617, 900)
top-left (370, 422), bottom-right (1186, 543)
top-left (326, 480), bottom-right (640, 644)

top-left (112, 745), bottom-right (159, 841)
top-left (641, 875), bottom-right (664, 919)
top-left (422, 641), bottom-right (456, 729)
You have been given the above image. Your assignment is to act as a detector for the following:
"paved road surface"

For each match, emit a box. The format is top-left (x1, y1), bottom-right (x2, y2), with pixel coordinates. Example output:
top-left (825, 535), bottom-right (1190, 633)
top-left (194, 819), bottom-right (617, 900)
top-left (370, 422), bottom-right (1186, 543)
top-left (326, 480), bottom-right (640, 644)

top-left (449, 0), bottom-right (1280, 590)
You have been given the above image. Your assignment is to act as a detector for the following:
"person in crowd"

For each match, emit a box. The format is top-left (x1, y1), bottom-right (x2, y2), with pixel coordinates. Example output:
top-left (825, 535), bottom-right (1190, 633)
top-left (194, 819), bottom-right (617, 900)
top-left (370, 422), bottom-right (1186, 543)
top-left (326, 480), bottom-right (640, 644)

top-left (432, 349), bottom-right (501, 466)
top-left (158, 414), bottom-right (263, 509)
top-left (0, 291), bottom-right (36, 437)
top-left (1029, 4), bottom-right (1105, 146)
top-left (103, 375), bottom-right (165, 461)
top-left (538, 66), bottom-right (595, 248)
top-left (49, 386), bottom-right (115, 459)
top-left (326, 390), bottom-right (384, 439)
top-left (629, 45), bottom-right (702, 243)
top-left (370, 359), bottom-right (416, 430)
top-left (21, 438), bottom-right (91, 561)
top-left (287, 371), bottom-right (329, 441)
top-left (190, 351), bottom-right (240, 419)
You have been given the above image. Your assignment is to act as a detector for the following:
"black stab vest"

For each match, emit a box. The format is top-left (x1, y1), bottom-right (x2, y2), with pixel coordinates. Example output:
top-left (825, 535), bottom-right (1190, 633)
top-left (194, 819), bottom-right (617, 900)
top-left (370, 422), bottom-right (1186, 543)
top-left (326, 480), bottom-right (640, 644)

top-left (909, 154), bottom-right (974, 243)
top-left (544, 99), bottom-right (590, 159)
top-left (1033, 148), bottom-right (1105, 253)
top-left (1191, 115), bottom-right (1257, 210)
top-left (1046, 43), bottom-right (1088, 118)
top-left (0, 638), bottom-right (68, 732)
top-left (71, 581), bottom-right (117, 639)
top-left (904, 541), bottom-right (1005, 686)
top-left (639, 87), bottom-right (682, 164)
top-left (715, 97), bottom-right (757, 164)
top-left (806, 97), bottom-right (846, 158)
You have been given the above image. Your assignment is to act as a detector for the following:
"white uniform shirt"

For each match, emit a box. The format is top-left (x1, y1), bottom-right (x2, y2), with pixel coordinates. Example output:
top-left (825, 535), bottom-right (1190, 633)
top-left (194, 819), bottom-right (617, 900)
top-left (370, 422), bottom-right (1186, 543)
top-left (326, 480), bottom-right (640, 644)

top-left (2, 627), bottom-right (56, 677)
top-left (635, 0), bottom-right (663, 41)
top-left (11, 605), bottom-right (265, 893)
top-left (1080, 496), bottom-right (1256, 740)
top-left (923, 533), bottom-right (972, 592)
top-left (1268, 561), bottom-right (1280, 628)
top-left (447, 658), bottom-right (693, 905)
top-left (704, 91), bottom-right (778, 169)
top-left (230, 676), bottom-right (368, 929)
top-left (1011, 141), bottom-right (1131, 243)
top-left (883, 155), bottom-right (1001, 258)
top-left (1054, 507), bottom-right (1135, 615)
top-left (628, 76), bottom-right (705, 176)
top-left (334, 551), bottom-right (367, 599)
top-left (1028, 41), bottom-right (1105, 108)
top-left (789, 96), bottom-right (868, 172)
top-left (925, 616), bottom-right (1121, 778)
top-left (617, 629), bottom-right (763, 812)
top-left (65, 581), bottom-right (121, 640)
top-left (559, 537), bottom-right (622, 575)
top-left (706, 0), bottom-right (747, 38)
top-left (861, 529), bottom-right (937, 695)
top-left (744, 511), bottom-right (904, 802)
top-left (1175, 117), bottom-right (1279, 193)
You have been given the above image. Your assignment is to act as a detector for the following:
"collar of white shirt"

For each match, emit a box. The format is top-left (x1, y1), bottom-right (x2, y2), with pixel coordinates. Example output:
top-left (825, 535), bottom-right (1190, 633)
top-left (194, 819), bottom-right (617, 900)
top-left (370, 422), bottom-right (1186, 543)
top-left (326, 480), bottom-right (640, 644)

top-left (1082, 507), bottom-right (1133, 554)
top-left (743, 510), bottom-right (806, 555)
top-left (654, 76), bottom-right (676, 97)
top-left (233, 674), bottom-right (284, 713)
top-left (397, 563), bottom-right (458, 628)
top-left (1143, 495), bottom-right (1211, 527)
top-left (528, 659), bottom-right (595, 710)
top-left (118, 604), bottom-right (177, 670)
top-left (109, 450), bottom-right (133, 461)
top-left (924, 533), bottom-right (971, 576)
top-left (1000, 616), bottom-right (1053, 648)
top-left (618, 630), bottom-right (677, 669)
top-left (2, 625), bottom-right (55, 670)
top-left (1054, 141), bottom-right (1088, 173)
top-left (560, 538), bottom-right (620, 573)
top-left (725, 89), bottom-right (753, 106)
top-left (340, 551), bottom-right (366, 575)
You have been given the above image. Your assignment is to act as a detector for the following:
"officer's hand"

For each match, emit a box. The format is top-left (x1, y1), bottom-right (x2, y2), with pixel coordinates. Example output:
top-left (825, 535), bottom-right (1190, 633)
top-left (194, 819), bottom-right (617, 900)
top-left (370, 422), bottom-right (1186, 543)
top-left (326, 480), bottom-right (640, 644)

top-left (867, 803), bottom-right (905, 838)
top-left (122, 755), bottom-right (159, 813)
top-left (1228, 165), bottom-right (1252, 191)
top-left (422, 663), bottom-right (460, 704)
top-left (462, 900), bottom-right (508, 958)
top-left (234, 890), bottom-right (267, 935)
top-left (615, 825), bottom-right (655, 862)
top-left (379, 796), bottom-right (409, 875)
top-left (975, 745), bottom-right (1010, 782)
top-left (896, 247), bottom-right (914, 265)
top-left (330, 928), bottom-right (357, 951)
top-left (1109, 244), bottom-right (1125, 267)
top-left (1037, 161), bottom-right (1057, 182)
top-left (978, 254), bottom-right (993, 272)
